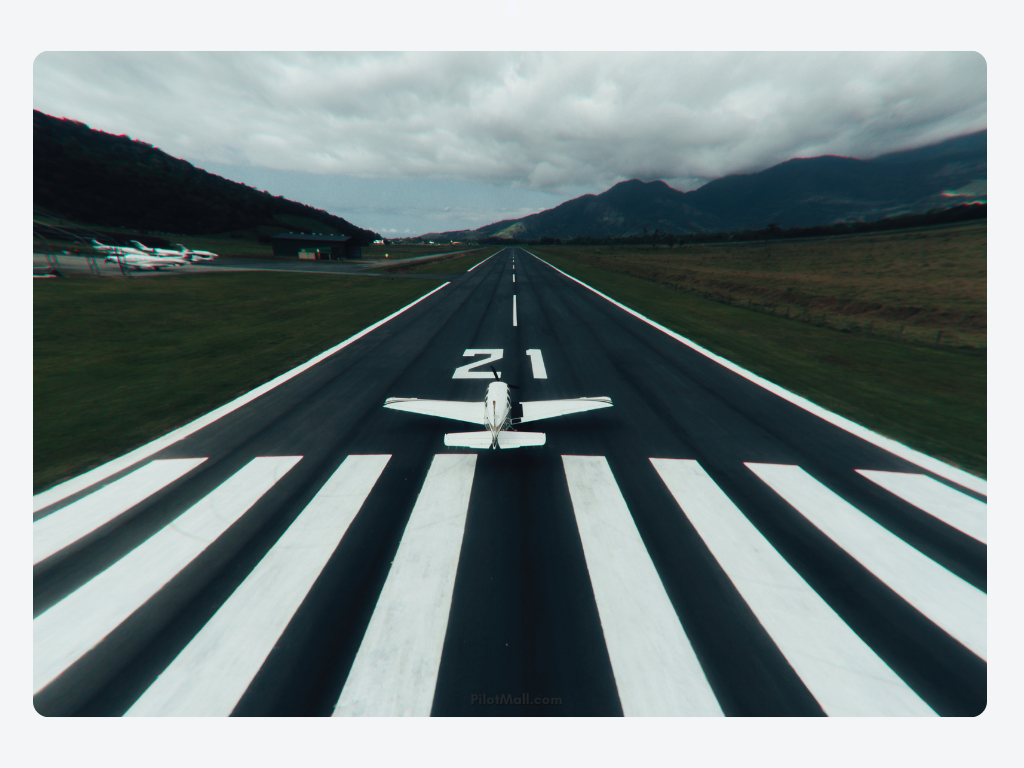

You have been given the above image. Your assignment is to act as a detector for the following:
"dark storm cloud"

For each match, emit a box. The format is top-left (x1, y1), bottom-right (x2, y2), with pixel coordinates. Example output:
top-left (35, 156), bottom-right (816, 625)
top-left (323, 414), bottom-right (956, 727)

top-left (33, 51), bottom-right (986, 194)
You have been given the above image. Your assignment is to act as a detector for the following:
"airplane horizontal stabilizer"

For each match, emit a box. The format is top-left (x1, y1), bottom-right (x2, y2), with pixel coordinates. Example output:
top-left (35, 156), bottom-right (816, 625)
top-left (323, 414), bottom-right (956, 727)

top-left (384, 397), bottom-right (484, 425)
top-left (444, 431), bottom-right (546, 449)
top-left (518, 397), bottom-right (613, 424)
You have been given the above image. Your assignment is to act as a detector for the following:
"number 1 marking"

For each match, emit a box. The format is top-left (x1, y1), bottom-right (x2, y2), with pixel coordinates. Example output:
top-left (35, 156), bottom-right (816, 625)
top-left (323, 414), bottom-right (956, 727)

top-left (526, 349), bottom-right (547, 379)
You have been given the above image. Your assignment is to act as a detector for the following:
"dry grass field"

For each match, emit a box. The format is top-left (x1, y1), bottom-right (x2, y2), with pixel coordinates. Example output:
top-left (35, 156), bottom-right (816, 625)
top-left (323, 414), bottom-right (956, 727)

top-left (545, 221), bottom-right (986, 349)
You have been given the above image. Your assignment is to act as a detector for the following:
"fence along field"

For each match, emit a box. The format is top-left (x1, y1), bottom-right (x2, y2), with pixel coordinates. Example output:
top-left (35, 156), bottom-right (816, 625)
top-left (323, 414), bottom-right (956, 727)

top-left (543, 221), bottom-right (986, 350)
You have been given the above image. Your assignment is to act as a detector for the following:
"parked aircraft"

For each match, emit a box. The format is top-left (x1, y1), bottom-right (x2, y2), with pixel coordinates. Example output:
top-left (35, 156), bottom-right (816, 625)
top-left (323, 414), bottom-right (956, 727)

top-left (171, 244), bottom-right (219, 261)
top-left (90, 239), bottom-right (146, 256)
top-left (104, 251), bottom-right (191, 270)
top-left (129, 240), bottom-right (190, 258)
top-left (384, 367), bottom-right (612, 449)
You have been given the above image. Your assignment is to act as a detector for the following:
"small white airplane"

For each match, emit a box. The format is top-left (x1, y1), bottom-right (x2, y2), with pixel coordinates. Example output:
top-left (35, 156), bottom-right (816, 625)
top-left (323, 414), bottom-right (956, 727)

top-left (103, 250), bottom-right (191, 270)
top-left (90, 238), bottom-right (146, 256)
top-left (171, 244), bottom-right (219, 261)
top-left (129, 240), bottom-right (190, 258)
top-left (384, 367), bottom-right (612, 449)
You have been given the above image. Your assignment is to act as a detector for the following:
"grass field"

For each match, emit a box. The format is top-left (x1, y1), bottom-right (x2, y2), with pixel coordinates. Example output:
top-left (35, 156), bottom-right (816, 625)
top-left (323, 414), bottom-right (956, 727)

top-left (34, 272), bottom-right (437, 492)
top-left (530, 247), bottom-right (986, 478)
top-left (542, 221), bottom-right (986, 349)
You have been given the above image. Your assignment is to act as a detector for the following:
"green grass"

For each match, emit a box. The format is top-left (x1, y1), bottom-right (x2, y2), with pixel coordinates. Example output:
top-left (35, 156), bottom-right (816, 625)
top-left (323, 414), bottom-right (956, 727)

top-left (34, 272), bottom-right (437, 492)
top-left (531, 249), bottom-right (986, 478)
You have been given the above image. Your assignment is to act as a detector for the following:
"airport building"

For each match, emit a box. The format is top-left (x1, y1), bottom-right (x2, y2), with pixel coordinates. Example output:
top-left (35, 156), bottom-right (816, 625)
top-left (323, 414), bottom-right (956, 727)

top-left (269, 233), bottom-right (363, 260)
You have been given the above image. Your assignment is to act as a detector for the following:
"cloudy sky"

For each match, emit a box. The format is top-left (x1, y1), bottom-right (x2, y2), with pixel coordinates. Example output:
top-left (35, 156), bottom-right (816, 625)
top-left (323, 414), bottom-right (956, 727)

top-left (33, 51), bottom-right (986, 236)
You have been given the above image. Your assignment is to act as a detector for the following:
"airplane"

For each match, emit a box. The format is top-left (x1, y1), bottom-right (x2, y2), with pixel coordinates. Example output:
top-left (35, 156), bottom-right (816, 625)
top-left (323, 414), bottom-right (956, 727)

top-left (90, 238), bottom-right (147, 257)
top-left (103, 250), bottom-right (191, 270)
top-left (383, 366), bottom-right (612, 449)
top-left (129, 240), bottom-right (191, 258)
top-left (171, 244), bottom-right (219, 261)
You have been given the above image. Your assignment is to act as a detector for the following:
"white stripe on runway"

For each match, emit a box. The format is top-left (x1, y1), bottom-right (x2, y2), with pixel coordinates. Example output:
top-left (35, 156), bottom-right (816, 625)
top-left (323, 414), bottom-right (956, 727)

top-left (562, 455), bottom-right (722, 716)
top-left (33, 282), bottom-right (448, 513)
top-left (747, 463), bottom-right (986, 661)
top-left (526, 349), bottom-right (548, 379)
top-left (856, 470), bottom-right (987, 544)
top-left (512, 294), bottom-right (517, 326)
top-left (334, 453), bottom-right (477, 716)
top-left (126, 455), bottom-right (390, 716)
top-left (526, 250), bottom-right (986, 497)
top-left (34, 456), bottom-right (302, 695)
top-left (34, 458), bottom-right (207, 565)
top-left (651, 459), bottom-right (934, 716)
top-left (512, 273), bottom-right (515, 282)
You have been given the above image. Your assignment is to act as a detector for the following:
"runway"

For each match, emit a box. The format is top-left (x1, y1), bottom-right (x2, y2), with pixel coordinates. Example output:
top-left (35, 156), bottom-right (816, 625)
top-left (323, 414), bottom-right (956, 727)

top-left (32, 247), bottom-right (986, 716)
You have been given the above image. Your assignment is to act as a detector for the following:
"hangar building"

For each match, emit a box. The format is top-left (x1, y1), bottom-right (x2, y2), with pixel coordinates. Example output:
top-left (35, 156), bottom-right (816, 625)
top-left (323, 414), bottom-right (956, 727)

top-left (270, 233), bottom-right (363, 260)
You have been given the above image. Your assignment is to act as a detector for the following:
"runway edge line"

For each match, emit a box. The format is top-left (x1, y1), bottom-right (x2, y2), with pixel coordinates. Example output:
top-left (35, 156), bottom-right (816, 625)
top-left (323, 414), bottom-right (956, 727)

top-left (526, 251), bottom-right (985, 496)
top-left (33, 282), bottom-right (451, 512)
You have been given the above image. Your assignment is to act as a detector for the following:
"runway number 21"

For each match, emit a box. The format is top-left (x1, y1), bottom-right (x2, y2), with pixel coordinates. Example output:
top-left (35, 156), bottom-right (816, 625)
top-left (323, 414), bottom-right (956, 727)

top-left (452, 349), bottom-right (547, 379)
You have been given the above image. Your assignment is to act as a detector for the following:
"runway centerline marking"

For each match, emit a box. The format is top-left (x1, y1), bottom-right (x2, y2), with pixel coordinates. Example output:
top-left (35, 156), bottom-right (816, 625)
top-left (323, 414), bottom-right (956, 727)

top-left (34, 456), bottom-right (303, 696)
top-left (747, 463), bottom-right (987, 661)
top-left (562, 455), bottom-right (722, 716)
top-left (513, 295), bottom-right (517, 327)
top-left (34, 458), bottom-right (207, 565)
top-left (652, 459), bottom-right (934, 716)
top-left (334, 453), bottom-right (477, 716)
top-left (126, 454), bottom-right (390, 716)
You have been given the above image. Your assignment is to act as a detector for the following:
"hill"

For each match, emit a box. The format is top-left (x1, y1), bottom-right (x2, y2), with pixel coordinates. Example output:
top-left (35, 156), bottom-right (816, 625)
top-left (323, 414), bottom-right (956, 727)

top-left (33, 110), bottom-right (380, 244)
top-left (421, 131), bottom-right (986, 241)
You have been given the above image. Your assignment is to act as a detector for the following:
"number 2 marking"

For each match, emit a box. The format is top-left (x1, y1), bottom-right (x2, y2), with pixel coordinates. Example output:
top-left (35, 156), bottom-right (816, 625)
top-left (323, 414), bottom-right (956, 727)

top-left (453, 349), bottom-right (504, 379)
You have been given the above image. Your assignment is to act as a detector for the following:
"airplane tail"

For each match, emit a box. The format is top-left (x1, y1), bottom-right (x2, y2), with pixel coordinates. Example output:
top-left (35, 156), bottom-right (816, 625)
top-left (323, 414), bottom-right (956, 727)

top-left (444, 431), bottom-right (545, 449)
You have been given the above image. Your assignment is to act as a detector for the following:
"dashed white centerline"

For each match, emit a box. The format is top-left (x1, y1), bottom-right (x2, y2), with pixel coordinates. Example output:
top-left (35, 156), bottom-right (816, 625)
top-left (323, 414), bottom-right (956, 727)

top-left (513, 295), bottom-right (517, 327)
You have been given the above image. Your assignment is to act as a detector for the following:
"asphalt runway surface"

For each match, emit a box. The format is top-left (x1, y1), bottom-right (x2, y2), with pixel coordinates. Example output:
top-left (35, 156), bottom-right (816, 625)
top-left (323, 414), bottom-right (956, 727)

top-left (32, 247), bottom-right (986, 716)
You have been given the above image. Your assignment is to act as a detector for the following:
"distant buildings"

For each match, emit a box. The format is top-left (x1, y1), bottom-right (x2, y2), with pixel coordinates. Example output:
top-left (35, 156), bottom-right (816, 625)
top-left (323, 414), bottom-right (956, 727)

top-left (269, 233), bottom-right (362, 260)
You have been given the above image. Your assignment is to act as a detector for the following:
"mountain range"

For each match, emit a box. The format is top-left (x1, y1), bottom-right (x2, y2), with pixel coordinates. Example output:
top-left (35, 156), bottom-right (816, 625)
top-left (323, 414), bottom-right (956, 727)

top-left (420, 131), bottom-right (986, 241)
top-left (33, 111), bottom-right (380, 244)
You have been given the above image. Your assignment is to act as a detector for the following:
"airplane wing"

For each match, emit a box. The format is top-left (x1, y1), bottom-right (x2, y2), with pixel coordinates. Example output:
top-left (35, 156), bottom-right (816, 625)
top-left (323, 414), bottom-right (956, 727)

top-left (384, 397), bottom-right (484, 425)
top-left (517, 397), bottom-right (612, 424)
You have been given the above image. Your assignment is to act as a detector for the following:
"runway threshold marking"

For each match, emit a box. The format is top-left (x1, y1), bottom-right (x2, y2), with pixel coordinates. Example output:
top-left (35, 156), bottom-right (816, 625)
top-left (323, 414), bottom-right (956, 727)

top-left (856, 470), bottom-right (987, 544)
top-left (33, 456), bottom-right (302, 696)
top-left (652, 459), bottom-right (935, 716)
top-left (526, 349), bottom-right (547, 379)
top-left (33, 282), bottom-right (450, 513)
top-left (526, 250), bottom-right (985, 497)
top-left (747, 463), bottom-right (987, 661)
top-left (334, 453), bottom-right (477, 716)
top-left (34, 458), bottom-right (207, 565)
top-left (126, 455), bottom-right (390, 716)
top-left (562, 455), bottom-right (722, 716)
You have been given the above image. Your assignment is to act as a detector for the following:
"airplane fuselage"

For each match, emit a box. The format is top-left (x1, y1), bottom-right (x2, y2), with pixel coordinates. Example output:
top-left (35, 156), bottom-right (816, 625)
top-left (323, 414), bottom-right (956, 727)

top-left (485, 381), bottom-right (512, 446)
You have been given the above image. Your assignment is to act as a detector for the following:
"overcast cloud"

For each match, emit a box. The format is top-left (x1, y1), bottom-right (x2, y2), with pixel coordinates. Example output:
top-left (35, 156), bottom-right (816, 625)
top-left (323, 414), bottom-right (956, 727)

top-left (33, 51), bottom-right (986, 235)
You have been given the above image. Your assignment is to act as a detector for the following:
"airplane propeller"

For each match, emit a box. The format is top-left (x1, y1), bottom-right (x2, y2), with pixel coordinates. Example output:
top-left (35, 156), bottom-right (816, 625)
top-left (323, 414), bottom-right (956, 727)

top-left (490, 365), bottom-right (519, 389)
